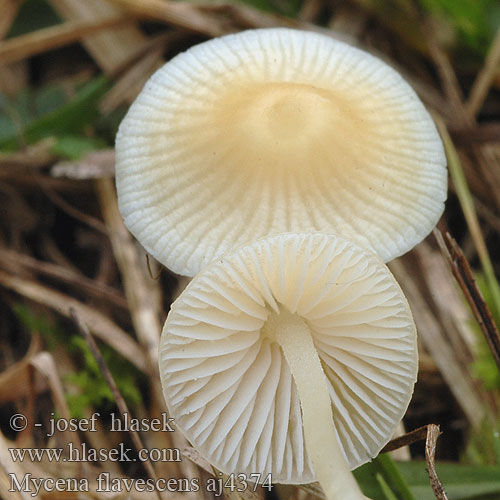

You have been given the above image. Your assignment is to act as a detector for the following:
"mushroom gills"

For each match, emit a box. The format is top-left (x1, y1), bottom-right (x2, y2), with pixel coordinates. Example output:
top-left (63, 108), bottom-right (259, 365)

top-left (263, 306), bottom-right (366, 500)
top-left (160, 233), bottom-right (417, 496)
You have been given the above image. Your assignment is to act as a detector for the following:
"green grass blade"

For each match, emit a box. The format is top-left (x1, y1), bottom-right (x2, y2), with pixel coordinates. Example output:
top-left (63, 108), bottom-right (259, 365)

top-left (373, 454), bottom-right (417, 500)
top-left (376, 473), bottom-right (401, 500)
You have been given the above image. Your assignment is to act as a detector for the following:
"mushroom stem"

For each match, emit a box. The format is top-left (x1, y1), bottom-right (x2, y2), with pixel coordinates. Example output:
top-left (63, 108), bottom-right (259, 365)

top-left (274, 309), bottom-right (366, 500)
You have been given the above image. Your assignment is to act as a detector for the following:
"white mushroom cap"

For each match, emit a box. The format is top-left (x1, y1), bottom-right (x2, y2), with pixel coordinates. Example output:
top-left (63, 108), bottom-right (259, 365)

top-left (116, 28), bottom-right (447, 277)
top-left (159, 232), bottom-right (417, 486)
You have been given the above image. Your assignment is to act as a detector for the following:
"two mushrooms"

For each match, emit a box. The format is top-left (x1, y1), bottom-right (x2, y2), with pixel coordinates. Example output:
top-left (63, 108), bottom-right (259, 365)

top-left (115, 28), bottom-right (447, 500)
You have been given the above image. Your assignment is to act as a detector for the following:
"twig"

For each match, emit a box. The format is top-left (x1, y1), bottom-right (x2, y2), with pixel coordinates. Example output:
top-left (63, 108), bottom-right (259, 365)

top-left (425, 424), bottom-right (448, 500)
top-left (434, 229), bottom-right (500, 373)
top-left (70, 308), bottom-right (164, 500)
top-left (381, 425), bottom-right (433, 453)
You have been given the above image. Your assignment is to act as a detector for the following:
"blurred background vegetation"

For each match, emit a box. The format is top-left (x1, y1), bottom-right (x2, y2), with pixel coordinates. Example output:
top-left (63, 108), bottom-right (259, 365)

top-left (0, 1), bottom-right (500, 499)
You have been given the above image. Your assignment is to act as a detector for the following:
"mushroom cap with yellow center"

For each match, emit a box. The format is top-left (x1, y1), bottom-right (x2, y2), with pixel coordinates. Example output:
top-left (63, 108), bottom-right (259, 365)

top-left (116, 28), bottom-right (447, 276)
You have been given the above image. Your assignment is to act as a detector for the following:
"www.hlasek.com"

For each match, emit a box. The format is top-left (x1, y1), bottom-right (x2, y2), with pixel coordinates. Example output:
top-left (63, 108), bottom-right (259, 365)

top-left (9, 442), bottom-right (180, 463)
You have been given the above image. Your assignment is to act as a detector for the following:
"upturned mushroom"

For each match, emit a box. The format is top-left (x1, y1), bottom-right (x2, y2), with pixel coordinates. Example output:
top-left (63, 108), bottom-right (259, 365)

top-left (115, 27), bottom-right (447, 277)
top-left (159, 232), bottom-right (417, 500)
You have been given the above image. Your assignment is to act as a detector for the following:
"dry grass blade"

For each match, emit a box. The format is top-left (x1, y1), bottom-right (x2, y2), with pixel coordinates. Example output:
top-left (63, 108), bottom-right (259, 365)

top-left (99, 43), bottom-right (164, 113)
top-left (109, 0), bottom-right (269, 36)
top-left (435, 230), bottom-right (500, 372)
top-left (298, 481), bottom-right (326, 499)
top-left (466, 26), bottom-right (500, 119)
top-left (146, 254), bottom-right (162, 280)
top-left (415, 242), bottom-right (479, 356)
top-left (0, 138), bottom-right (57, 171)
top-left (203, 2), bottom-right (300, 31)
top-left (107, 0), bottom-right (351, 41)
top-left (107, 0), bottom-right (230, 36)
top-left (0, 0), bottom-right (21, 40)
top-left (0, 269), bottom-right (147, 372)
top-left (70, 308), bottom-right (165, 500)
top-left (0, 248), bottom-right (128, 310)
top-left (96, 179), bottom-right (202, 490)
top-left (96, 178), bottom-right (161, 378)
top-left (390, 259), bottom-right (487, 429)
top-left (0, 16), bottom-right (131, 65)
top-left (1, 346), bottom-right (82, 491)
top-left (49, 0), bottom-right (147, 74)
top-left (29, 351), bottom-right (75, 432)
top-left (0, 334), bottom-right (40, 404)
top-left (425, 424), bottom-right (448, 500)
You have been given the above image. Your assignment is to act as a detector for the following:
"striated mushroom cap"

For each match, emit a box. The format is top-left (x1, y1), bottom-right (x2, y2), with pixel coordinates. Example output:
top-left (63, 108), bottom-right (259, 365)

top-left (159, 233), bottom-right (418, 484)
top-left (116, 28), bottom-right (447, 277)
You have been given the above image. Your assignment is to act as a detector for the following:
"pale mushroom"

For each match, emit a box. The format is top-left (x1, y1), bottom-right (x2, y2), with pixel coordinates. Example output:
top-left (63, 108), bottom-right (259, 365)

top-left (116, 27), bottom-right (447, 277)
top-left (159, 232), bottom-right (417, 500)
